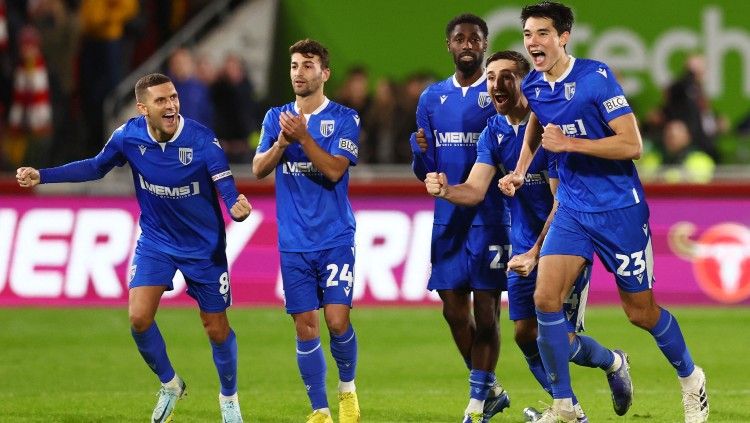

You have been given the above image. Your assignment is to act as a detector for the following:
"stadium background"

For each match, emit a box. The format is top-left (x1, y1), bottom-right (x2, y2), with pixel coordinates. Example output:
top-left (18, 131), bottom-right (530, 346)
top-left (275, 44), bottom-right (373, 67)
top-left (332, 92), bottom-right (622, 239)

top-left (1, 1), bottom-right (749, 422)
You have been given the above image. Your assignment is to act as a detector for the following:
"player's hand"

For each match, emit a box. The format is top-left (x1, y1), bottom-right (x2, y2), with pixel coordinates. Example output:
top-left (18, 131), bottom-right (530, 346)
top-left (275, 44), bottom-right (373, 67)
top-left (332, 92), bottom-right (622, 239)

top-left (230, 194), bottom-right (252, 222)
top-left (277, 131), bottom-right (291, 148)
top-left (498, 171), bottom-right (524, 196)
top-left (425, 172), bottom-right (448, 197)
top-left (540, 123), bottom-right (569, 153)
top-left (415, 128), bottom-right (428, 152)
top-left (508, 251), bottom-right (538, 277)
top-left (16, 167), bottom-right (40, 188)
top-left (279, 111), bottom-right (310, 143)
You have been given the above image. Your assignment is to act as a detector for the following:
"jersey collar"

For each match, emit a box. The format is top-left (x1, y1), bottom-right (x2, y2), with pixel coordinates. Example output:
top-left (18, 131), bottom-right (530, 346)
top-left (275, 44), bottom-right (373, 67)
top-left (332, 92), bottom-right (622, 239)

top-left (294, 96), bottom-right (330, 115)
top-left (146, 114), bottom-right (185, 144)
top-left (542, 56), bottom-right (576, 84)
top-left (452, 72), bottom-right (487, 88)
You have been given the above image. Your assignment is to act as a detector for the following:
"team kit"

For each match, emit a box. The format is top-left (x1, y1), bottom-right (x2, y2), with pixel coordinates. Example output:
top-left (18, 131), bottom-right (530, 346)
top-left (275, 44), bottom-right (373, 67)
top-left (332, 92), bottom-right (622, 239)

top-left (14, 2), bottom-right (709, 423)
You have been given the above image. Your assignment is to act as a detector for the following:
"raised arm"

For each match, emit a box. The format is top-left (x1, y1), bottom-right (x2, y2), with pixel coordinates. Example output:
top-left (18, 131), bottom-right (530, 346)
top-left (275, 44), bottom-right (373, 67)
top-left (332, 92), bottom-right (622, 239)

top-left (425, 162), bottom-right (496, 206)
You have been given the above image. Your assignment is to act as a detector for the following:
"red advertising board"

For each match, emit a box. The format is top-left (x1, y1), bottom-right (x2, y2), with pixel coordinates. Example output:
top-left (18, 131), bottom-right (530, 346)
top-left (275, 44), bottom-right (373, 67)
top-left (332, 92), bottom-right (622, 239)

top-left (1, 195), bottom-right (749, 306)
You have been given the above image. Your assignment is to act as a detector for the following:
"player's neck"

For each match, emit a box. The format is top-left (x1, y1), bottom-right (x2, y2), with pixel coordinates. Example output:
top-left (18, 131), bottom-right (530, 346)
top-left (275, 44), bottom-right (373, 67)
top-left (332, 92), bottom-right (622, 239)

top-left (295, 91), bottom-right (326, 114)
top-left (544, 53), bottom-right (571, 82)
top-left (507, 100), bottom-right (530, 125)
top-left (454, 68), bottom-right (484, 87)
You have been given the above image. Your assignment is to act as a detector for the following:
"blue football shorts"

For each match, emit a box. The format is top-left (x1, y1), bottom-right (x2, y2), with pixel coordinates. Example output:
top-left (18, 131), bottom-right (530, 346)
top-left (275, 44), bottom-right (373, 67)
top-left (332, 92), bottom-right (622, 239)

top-left (507, 264), bottom-right (592, 332)
top-left (427, 224), bottom-right (510, 292)
top-left (129, 242), bottom-right (231, 313)
top-left (541, 202), bottom-right (654, 293)
top-left (280, 244), bottom-right (356, 314)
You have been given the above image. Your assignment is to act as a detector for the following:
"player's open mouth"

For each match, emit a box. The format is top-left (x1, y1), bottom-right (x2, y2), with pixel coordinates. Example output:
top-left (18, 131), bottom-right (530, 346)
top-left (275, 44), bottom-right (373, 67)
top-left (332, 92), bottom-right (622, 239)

top-left (163, 113), bottom-right (176, 125)
top-left (530, 51), bottom-right (546, 66)
top-left (493, 92), bottom-right (509, 106)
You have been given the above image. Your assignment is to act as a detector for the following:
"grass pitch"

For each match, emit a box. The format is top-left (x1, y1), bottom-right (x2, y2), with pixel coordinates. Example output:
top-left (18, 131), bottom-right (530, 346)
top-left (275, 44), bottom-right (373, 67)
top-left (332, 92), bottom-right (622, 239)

top-left (0, 306), bottom-right (748, 422)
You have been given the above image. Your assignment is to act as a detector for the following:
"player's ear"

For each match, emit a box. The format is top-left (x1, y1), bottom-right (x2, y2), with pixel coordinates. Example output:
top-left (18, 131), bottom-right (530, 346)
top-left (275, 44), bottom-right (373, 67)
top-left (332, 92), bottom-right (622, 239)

top-left (321, 67), bottom-right (331, 83)
top-left (136, 102), bottom-right (148, 117)
top-left (559, 31), bottom-right (570, 48)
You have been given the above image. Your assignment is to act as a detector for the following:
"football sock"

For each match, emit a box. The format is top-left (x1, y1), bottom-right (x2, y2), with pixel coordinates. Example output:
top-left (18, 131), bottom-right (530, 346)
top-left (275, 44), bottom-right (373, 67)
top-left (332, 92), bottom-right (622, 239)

top-left (211, 329), bottom-right (238, 396)
top-left (519, 341), bottom-right (552, 395)
top-left (536, 309), bottom-right (574, 399)
top-left (297, 337), bottom-right (328, 410)
top-left (131, 321), bottom-right (175, 383)
top-left (330, 324), bottom-right (357, 383)
top-left (569, 335), bottom-right (615, 370)
top-left (649, 308), bottom-right (695, 377)
top-left (467, 369), bottom-right (492, 413)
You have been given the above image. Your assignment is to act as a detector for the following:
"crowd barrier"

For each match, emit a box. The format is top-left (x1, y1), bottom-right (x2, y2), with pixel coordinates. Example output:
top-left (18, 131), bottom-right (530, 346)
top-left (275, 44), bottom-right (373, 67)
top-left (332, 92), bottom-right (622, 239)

top-left (1, 180), bottom-right (749, 307)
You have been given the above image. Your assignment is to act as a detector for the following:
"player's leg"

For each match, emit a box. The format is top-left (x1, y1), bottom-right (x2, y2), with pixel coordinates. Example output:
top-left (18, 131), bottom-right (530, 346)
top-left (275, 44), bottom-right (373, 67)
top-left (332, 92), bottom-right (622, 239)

top-left (127, 246), bottom-right (186, 423)
top-left (321, 245), bottom-right (359, 423)
top-left (562, 266), bottom-right (631, 417)
top-left (592, 203), bottom-right (707, 422)
top-left (182, 254), bottom-right (243, 422)
top-left (438, 289), bottom-right (475, 366)
top-left (282, 251), bottom-right (331, 422)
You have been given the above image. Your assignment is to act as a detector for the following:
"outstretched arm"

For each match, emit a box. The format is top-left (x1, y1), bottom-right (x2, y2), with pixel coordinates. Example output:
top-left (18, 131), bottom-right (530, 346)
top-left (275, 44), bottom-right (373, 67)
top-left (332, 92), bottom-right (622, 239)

top-left (425, 163), bottom-right (495, 206)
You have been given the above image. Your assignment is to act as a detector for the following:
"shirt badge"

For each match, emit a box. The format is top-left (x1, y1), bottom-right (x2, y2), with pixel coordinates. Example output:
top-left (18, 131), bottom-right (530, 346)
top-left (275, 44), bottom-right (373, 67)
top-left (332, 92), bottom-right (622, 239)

top-left (320, 120), bottom-right (335, 137)
top-left (179, 147), bottom-right (193, 165)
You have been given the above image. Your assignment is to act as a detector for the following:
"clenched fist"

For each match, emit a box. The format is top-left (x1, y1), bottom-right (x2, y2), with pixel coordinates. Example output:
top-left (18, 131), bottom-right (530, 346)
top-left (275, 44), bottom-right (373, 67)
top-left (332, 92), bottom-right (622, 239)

top-left (425, 172), bottom-right (448, 197)
top-left (230, 194), bottom-right (252, 222)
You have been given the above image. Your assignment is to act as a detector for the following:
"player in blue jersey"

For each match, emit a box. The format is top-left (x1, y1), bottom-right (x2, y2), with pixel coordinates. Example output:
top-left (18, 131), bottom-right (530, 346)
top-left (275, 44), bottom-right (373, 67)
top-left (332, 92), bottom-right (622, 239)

top-left (251, 39), bottom-right (360, 423)
top-left (426, 49), bottom-right (635, 423)
top-left (16, 73), bottom-right (251, 423)
top-left (498, 3), bottom-right (708, 422)
top-left (410, 14), bottom-right (511, 423)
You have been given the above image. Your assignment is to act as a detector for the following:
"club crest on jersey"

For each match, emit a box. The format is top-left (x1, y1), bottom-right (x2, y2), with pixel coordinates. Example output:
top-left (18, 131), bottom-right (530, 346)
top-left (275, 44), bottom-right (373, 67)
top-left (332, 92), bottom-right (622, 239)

top-left (320, 120), bottom-right (335, 137)
top-left (478, 92), bottom-right (492, 108)
top-left (138, 145), bottom-right (147, 155)
top-left (564, 82), bottom-right (576, 100)
top-left (179, 147), bottom-right (193, 165)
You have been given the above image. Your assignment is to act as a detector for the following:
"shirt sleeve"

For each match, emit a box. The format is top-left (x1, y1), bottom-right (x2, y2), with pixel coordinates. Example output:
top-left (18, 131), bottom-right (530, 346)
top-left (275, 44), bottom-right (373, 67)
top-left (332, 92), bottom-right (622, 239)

top-left (411, 89), bottom-right (436, 180)
top-left (328, 111), bottom-right (360, 166)
top-left (475, 126), bottom-right (495, 166)
top-left (205, 135), bottom-right (241, 219)
top-left (40, 128), bottom-right (127, 183)
top-left (592, 63), bottom-right (633, 123)
top-left (256, 109), bottom-right (280, 154)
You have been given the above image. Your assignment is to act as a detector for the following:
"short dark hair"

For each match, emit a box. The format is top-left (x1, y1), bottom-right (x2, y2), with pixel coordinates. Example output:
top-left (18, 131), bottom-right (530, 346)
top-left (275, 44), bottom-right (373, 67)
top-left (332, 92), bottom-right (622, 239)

top-left (485, 50), bottom-right (531, 77)
top-left (289, 38), bottom-right (330, 69)
top-left (135, 73), bottom-right (172, 102)
top-left (445, 13), bottom-right (489, 40)
top-left (520, 2), bottom-right (574, 36)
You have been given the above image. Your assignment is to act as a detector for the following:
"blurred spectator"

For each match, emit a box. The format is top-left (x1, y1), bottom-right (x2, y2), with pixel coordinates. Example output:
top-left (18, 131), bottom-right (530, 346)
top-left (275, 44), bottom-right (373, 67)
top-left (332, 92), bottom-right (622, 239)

top-left (394, 72), bottom-right (434, 163)
top-left (336, 66), bottom-right (371, 117)
top-left (362, 77), bottom-right (398, 163)
top-left (166, 47), bottom-right (213, 127)
top-left (638, 120), bottom-right (715, 183)
top-left (78, 0), bottom-right (139, 157)
top-left (4, 26), bottom-right (52, 169)
top-left (195, 52), bottom-right (218, 86)
top-left (661, 53), bottom-right (728, 162)
top-left (211, 53), bottom-right (260, 163)
top-left (28, 0), bottom-right (81, 164)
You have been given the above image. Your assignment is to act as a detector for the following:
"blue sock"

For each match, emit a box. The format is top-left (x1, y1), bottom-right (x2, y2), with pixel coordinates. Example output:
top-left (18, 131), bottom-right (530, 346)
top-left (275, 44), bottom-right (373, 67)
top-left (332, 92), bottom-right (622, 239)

top-left (211, 329), bottom-right (238, 396)
top-left (468, 369), bottom-right (492, 400)
top-left (519, 341), bottom-right (552, 396)
top-left (569, 335), bottom-right (615, 370)
top-left (330, 324), bottom-right (357, 383)
top-left (536, 309), bottom-right (574, 399)
top-left (131, 322), bottom-right (175, 383)
top-left (649, 308), bottom-right (695, 377)
top-left (297, 337), bottom-right (328, 410)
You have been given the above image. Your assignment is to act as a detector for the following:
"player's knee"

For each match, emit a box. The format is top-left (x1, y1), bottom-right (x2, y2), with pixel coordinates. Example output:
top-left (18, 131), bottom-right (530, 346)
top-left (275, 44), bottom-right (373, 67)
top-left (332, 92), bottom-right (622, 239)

top-left (514, 326), bottom-right (536, 346)
top-left (533, 290), bottom-right (561, 312)
top-left (203, 321), bottom-right (230, 343)
top-left (128, 312), bottom-right (154, 333)
top-left (325, 315), bottom-right (350, 336)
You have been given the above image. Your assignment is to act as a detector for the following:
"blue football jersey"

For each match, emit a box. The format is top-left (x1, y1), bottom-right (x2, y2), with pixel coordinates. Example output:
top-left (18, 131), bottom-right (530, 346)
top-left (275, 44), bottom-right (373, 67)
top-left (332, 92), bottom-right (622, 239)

top-left (258, 98), bottom-right (358, 252)
top-left (476, 114), bottom-right (557, 254)
top-left (522, 57), bottom-right (645, 212)
top-left (40, 115), bottom-right (240, 259)
top-left (412, 74), bottom-right (509, 227)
